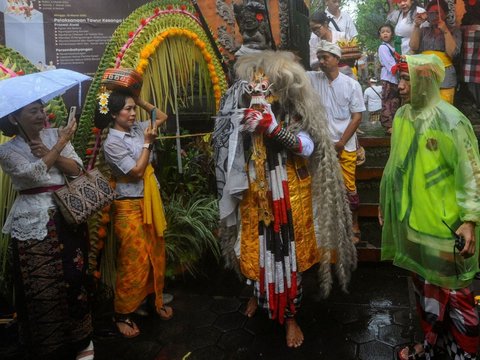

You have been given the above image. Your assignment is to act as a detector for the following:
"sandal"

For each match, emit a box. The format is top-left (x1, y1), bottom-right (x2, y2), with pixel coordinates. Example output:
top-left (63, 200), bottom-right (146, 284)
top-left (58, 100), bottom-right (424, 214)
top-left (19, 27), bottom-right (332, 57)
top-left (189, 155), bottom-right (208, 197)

top-left (396, 344), bottom-right (425, 360)
top-left (76, 340), bottom-right (94, 360)
top-left (113, 315), bottom-right (140, 338)
top-left (157, 305), bottom-right (173, 321)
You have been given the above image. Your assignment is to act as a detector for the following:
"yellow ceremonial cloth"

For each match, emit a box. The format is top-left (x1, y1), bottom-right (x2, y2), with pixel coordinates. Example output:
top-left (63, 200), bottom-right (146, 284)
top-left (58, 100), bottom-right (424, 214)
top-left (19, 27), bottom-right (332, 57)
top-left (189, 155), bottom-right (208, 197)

top-left (239, 158), bottom-right (320, 280)
top-left (113, 199), bottom-right (166, 314)
top-left (143, 164), bottom-right (167, 237)
top-left (338, 149), bottom-right (357, 193)
top-left (422, 50), bottom-right (453, 67)
top-left (440, 88), bottom-right (455, 104)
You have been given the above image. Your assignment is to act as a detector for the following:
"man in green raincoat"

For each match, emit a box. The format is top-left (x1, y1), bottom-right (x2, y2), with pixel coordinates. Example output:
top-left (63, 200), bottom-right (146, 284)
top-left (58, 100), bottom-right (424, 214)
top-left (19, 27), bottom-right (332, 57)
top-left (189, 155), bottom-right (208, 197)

top-left (379, 54), bottom-right (480, 360)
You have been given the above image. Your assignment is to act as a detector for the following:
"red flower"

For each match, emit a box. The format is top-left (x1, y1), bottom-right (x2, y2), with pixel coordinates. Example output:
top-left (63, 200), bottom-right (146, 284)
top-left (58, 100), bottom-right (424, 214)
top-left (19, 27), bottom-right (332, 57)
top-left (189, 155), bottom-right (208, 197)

top-left (166, 5), bottom-right (173, 10)
top-left (154, 7), bottom-right (160, 14)
top-left (180, 5), bottom-right (187, 10)
top-left (140, 18), bottom-right (147, 26)
top-left (117, 52), bottom-right (124, 59)
top-left (16, 70), bottom-right (24, 75)
top-left (256, 13), bottom-right (264, 21)
top-left (92, 127), bottom-right (101, 134)
top-left (85, 148), bottom-right (93, 155)
top-left (128, 31), bottom-right (134, 38)
top-left (48, 113), bottom-right (56, 120)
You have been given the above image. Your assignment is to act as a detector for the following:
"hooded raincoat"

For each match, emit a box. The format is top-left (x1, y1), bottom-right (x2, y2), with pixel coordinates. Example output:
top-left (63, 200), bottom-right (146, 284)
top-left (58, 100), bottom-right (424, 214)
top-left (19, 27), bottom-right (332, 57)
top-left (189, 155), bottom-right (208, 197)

top-left (380, 54), bottom-right (480, 289)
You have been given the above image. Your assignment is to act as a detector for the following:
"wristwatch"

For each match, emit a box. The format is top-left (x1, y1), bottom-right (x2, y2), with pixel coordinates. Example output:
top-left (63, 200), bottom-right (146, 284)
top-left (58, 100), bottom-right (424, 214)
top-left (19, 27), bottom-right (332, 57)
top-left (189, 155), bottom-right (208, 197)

top-left (143, 143), bottom-right (153, 151)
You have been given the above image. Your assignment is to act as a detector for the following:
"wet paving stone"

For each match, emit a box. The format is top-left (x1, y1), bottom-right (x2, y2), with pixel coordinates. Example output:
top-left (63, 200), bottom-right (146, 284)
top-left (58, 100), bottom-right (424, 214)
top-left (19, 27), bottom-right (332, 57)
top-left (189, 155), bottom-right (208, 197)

top-left (393, 308), bottom-right (413, 326)
top-left (187, 326), bottom-right (222, 350)
top-left (214, 312), bottom-right (247, 332)
top-left (188, 308), bottom-right (218, 328)
top-left (343, 320), bottom-right (376, 344)
top-left (210, 296), bottom-right (242, 314)
top-left (190, 345), bottom-right (226, 360)
top-left (378, 323), bottom-right (411, 346)
top-left (358, 340), bottom-right (393, 360)
top-left (217, 328), bottom-right (254, 350)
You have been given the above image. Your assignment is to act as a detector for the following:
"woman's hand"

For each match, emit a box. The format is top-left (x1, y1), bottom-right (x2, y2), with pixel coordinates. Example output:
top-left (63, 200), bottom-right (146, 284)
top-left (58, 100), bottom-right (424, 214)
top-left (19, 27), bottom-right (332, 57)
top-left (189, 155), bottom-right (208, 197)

top-left (29, 140), bottom-right (50, 158)
top-left (144, 123), bottom-right (158, 144)
top-left (457, 222), bottom-right (476, 258)
top-left (413, 14), bottom-right (426, 28)
top-left (58, 118), bottom-right (77, 144)
top-left (437, 18), bottom-right (448, 34)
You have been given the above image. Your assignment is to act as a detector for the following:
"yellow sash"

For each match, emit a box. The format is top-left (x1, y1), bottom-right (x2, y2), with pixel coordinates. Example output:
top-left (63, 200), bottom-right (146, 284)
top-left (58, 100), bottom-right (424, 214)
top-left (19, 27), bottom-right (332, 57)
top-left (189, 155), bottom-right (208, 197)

top-left (422, 50), bottom-right (453, 67)
top-left (143, 163), bottom-right (167, 237)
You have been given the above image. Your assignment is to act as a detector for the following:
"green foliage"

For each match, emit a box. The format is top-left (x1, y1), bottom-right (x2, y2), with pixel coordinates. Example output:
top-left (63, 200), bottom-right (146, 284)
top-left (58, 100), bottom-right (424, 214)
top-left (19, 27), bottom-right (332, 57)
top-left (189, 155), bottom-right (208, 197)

top-left (355, 0), bottom-right (390, 53)
top-left (156, 134), bottom-right (220, 278)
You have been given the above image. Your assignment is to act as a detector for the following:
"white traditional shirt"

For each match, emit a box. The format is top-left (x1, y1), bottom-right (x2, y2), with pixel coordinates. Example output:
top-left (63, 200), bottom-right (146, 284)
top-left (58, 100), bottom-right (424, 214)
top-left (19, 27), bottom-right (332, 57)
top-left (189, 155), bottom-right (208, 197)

top-left (306, 71), bottom-right (365, 152)
top-left (325, 9), bottom-right (358, 40)
top-left (364, 85), bottom-right (383, 112)
top-left (0, 129), bottom-right (82, 240)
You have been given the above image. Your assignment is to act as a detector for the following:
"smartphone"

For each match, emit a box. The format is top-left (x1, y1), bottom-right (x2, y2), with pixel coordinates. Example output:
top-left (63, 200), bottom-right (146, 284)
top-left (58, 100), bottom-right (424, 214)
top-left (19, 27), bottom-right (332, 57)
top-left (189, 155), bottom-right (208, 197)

top-left (68, 106), bottom-right (77, 123)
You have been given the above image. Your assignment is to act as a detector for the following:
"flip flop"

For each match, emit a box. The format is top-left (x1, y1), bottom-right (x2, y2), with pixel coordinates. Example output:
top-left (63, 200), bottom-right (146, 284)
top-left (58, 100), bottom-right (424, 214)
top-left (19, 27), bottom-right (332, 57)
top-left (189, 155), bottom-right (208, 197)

top-left (113, 316), bottom-right (140, 338)
top-left (157, 305), bottom-right (173, 321)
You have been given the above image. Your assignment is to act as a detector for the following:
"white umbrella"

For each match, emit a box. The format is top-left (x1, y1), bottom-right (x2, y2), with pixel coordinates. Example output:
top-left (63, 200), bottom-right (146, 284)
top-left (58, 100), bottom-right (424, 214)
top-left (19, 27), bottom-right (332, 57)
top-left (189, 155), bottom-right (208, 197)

top-left (0, 69), bottom-right (91, 118)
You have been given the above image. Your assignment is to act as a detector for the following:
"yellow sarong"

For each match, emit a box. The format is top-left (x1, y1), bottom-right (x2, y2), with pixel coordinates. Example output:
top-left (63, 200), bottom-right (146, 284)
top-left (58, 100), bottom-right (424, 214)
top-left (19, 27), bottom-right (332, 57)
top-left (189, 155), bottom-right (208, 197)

top-left (114, 198), bottom-right (166, 314)
top-left (422, 50), bottom-right (454, 104)
top-left (338, 149), bottom-right (357, 193)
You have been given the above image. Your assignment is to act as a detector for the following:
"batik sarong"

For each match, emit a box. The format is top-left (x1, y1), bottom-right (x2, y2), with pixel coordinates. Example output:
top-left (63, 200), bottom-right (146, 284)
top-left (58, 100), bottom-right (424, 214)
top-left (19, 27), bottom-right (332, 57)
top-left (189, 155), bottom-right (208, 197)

top-left (12, 208), bottom-right (92, 359)
top-left (113, 199), bottom-right (166, 314)
top-left (412, 274), bottom-right (479, 360)
top-left (380, 81), bottom-right (400, 130)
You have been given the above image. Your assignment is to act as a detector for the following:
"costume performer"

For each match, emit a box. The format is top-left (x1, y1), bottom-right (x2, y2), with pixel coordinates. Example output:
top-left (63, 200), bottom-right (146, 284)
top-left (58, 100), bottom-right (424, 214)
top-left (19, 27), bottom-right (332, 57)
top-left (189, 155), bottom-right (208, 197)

top-left (213, 51), bottom-right (356, 348)
top-left (380, 54), bottom-right (480, 360)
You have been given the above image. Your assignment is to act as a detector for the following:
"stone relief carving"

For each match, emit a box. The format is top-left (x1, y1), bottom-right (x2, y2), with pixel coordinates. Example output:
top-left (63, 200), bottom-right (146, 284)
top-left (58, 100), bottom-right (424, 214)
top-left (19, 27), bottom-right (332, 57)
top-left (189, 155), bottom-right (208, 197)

top-left (218, 25), bottom-right (238, 52)
top-left (216, 0), bottom-right (235, 26)
top-left (278, 0), bottom-right (289, 49)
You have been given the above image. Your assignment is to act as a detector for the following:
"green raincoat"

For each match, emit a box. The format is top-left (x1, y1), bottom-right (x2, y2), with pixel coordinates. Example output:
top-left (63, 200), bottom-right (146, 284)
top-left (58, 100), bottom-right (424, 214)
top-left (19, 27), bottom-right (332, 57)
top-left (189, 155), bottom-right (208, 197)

top-left (380, 54), bottom-right (480, 289)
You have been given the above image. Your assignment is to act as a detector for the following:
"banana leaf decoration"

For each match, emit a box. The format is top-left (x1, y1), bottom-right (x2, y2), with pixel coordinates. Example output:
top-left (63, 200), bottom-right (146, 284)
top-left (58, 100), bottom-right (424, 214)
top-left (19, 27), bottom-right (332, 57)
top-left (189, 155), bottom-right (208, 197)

top-left (75, 0), bottom-right (228, 286)
top-left (0, 46), bottom-right (68, 299)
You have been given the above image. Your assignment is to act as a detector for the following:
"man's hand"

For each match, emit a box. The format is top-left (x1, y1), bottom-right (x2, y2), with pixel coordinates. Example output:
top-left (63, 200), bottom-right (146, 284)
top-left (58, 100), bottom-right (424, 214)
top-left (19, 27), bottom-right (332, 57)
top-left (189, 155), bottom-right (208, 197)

top-left (456, 221), bottom-right (476, 258)
top-left (334, 140), bottom-right (345, 154)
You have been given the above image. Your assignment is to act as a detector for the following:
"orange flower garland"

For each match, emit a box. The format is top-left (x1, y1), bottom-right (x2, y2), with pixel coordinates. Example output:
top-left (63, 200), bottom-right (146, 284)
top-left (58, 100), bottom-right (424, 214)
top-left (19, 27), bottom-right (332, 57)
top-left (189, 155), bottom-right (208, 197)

top-left (136, 28), bottom-right (223, 108)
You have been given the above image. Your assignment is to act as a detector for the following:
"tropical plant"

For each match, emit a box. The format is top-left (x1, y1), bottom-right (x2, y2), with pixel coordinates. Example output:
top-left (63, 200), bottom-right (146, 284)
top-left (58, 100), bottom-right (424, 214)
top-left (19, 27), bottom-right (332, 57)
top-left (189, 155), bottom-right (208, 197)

top-left (355, 0), bottom-right (390, 53)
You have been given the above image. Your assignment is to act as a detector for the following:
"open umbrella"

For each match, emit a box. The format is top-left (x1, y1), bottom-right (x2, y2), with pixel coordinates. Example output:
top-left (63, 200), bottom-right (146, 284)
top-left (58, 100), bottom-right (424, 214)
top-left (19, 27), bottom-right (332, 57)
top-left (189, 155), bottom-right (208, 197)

top-left (0, 68), bottom-right (91, 118)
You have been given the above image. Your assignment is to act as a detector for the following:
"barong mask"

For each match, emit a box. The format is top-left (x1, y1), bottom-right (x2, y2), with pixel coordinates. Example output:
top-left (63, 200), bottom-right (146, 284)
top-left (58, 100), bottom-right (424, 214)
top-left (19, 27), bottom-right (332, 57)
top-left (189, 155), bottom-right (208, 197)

top-left (243, 69), bottom-right (274, 108)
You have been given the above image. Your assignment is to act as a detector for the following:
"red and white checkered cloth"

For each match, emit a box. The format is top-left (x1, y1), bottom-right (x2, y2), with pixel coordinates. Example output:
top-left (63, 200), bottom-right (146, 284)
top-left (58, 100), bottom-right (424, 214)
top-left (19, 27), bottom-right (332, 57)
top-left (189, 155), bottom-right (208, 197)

top-left (463, 25), bottom-right (480, 83)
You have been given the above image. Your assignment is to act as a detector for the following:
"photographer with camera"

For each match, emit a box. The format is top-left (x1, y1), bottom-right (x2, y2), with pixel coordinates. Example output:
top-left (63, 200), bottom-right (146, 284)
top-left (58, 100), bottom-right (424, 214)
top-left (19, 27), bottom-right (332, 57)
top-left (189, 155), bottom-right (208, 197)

top-left (378, 54), bottom-right (480, 360)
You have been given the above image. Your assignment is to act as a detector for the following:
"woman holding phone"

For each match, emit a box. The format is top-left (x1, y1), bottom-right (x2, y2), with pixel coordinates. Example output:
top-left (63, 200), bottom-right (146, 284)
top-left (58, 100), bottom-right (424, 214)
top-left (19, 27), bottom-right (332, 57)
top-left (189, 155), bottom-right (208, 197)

top-left (0, 101), bottom-right (94, 359)
top-left (94, 89), bottom-right (171, 338)
top-left (409, 0), bottom-right (461, 104)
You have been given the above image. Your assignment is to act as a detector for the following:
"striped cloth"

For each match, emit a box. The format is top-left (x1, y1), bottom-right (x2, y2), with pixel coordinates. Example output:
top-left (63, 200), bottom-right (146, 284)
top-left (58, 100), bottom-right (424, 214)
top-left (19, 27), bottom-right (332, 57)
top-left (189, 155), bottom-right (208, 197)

top-left (462, 25), bottom-right (480, 84)
top-left (412, 274), bottom-right (479, 359)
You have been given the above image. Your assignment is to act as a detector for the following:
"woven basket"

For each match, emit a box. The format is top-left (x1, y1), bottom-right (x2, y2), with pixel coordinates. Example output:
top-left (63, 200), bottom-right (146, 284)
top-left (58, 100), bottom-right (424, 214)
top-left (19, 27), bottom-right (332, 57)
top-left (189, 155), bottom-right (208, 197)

top-left (101, 68), bottom-right (143, 97)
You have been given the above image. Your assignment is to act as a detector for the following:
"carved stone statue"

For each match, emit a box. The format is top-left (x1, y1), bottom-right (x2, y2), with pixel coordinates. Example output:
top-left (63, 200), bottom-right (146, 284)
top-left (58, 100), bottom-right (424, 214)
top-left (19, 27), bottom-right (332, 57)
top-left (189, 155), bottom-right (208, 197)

top-left (233, 1), bottom-right (272, 55)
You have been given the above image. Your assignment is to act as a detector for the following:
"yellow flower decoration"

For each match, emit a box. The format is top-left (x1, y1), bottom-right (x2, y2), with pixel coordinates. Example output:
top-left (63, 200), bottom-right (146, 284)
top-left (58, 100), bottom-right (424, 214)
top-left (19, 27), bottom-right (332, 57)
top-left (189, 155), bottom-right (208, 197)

top-left (135, 27), bottom-right (225, 109)
top-left (97, 90), bottom-right (112, 115)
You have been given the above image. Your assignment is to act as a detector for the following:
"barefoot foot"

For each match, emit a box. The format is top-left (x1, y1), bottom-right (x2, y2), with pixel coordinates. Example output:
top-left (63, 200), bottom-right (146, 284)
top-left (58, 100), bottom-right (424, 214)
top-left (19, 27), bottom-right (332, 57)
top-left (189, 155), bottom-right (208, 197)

top-left (285, 318), bottom-right (304, 348)
top-left (244, 296), bottom-right (258, 318)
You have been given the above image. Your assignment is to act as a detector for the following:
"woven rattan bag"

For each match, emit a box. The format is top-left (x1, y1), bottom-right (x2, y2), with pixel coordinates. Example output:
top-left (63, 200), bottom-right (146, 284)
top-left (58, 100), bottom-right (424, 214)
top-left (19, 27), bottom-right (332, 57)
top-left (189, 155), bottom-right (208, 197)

top-left (53, 168), bottom-right (115, 224)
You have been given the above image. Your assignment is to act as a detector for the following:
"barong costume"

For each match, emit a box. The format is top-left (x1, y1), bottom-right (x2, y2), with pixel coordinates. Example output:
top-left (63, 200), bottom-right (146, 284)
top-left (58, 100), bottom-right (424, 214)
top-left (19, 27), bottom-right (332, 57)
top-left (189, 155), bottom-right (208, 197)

top-left (214, 51), bottom-right (356, 323)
